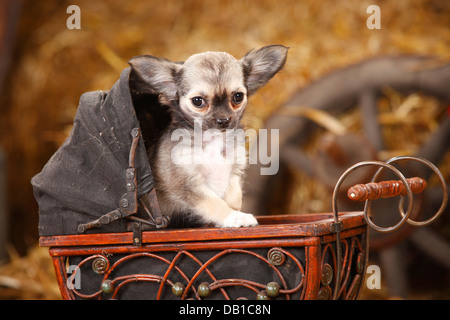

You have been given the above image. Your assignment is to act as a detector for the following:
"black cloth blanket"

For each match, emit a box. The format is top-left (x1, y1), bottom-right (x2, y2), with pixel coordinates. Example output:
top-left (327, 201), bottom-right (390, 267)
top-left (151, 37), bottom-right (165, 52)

top-left (32, 68), bottom-right (154, 236)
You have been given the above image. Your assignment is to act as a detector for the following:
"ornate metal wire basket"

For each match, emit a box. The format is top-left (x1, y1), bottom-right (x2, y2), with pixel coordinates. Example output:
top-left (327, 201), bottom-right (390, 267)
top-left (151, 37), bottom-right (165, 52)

top-left (40, 212), bottom-right (366, 300)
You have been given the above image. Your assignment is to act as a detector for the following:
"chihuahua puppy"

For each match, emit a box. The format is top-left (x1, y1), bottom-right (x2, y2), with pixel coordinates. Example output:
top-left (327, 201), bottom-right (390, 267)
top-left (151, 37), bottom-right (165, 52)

top-left (128, 45), bottom-right (288, 228)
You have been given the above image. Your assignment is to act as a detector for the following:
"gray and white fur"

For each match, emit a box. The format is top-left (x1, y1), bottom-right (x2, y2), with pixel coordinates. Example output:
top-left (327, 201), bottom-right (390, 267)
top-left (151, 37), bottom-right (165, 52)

top-left (128, 45), bottom-right (288, 228)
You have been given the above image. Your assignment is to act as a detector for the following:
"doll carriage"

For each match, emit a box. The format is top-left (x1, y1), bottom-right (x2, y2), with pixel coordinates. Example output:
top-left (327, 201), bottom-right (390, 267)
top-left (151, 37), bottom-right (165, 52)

top-left (33, 58), bottom-right (449, 300)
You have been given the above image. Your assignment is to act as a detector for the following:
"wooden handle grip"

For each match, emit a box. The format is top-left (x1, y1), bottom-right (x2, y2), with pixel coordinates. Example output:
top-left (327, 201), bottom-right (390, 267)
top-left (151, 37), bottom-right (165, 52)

top-left (347, 177), bottom-right (427, 202)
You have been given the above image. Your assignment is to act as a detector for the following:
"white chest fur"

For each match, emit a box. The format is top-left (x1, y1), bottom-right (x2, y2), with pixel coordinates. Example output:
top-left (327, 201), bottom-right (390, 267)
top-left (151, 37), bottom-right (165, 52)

top-left (170, 130), bottom-right (235, 199)
top-left (200, 135), bottom-right (233, 199)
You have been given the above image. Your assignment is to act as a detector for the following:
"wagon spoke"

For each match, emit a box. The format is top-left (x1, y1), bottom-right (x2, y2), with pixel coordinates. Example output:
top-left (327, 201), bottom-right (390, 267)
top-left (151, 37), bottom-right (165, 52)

top-left (416, 116), bottom-right (450, 178)
top-left (359, 90), bottom-right (384, 152)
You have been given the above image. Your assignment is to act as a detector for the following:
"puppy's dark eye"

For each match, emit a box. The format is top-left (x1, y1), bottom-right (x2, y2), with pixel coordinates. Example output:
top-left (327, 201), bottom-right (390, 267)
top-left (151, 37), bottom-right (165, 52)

top-left (232, 92), bottom-right (245, 104)
top-left (191, 96), bottom-right (207, 108)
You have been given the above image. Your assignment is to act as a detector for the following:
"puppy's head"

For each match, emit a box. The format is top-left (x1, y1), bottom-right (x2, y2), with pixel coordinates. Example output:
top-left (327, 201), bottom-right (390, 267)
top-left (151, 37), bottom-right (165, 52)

top-left (129, 45), bottom-right (288, 131)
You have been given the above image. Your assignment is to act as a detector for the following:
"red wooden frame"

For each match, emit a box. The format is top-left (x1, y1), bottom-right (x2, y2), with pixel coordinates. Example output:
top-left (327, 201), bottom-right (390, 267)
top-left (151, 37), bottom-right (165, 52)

top-left (40, 212), bottom-right (368, 300)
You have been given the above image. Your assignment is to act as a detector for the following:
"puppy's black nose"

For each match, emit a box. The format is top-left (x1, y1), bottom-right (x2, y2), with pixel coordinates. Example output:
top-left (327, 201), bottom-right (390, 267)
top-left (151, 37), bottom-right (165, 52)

top-left (216, 118), bottom-right (231, 129)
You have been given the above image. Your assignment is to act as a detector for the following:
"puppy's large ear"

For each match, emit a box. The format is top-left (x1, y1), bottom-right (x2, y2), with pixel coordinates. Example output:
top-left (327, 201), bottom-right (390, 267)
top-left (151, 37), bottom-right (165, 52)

top-left (241, 45), bottom-right (288, 96)
top-left (128, 55), bottom-right (182, 104)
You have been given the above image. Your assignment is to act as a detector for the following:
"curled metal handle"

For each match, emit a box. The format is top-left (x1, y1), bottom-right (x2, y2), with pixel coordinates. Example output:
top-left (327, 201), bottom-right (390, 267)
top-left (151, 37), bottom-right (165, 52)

top-left (331, 156), bottom-right (447, 299)
top-left (334, 156), bottom-right (447, 233)
top-left (377, 156), bottom-right (448, 227)
top-left (347, 177), bottom-right (427, 202)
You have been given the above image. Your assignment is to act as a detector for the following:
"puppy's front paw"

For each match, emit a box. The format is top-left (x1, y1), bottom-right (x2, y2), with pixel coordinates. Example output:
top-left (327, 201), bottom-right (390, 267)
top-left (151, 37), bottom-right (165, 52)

top-left (221, 211), bottom-right (258, 228)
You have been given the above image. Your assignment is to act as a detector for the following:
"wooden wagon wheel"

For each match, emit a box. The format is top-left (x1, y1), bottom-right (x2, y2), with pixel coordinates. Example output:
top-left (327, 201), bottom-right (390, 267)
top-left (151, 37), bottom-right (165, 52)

top-left (243, 55), bottom-right (450, 251)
